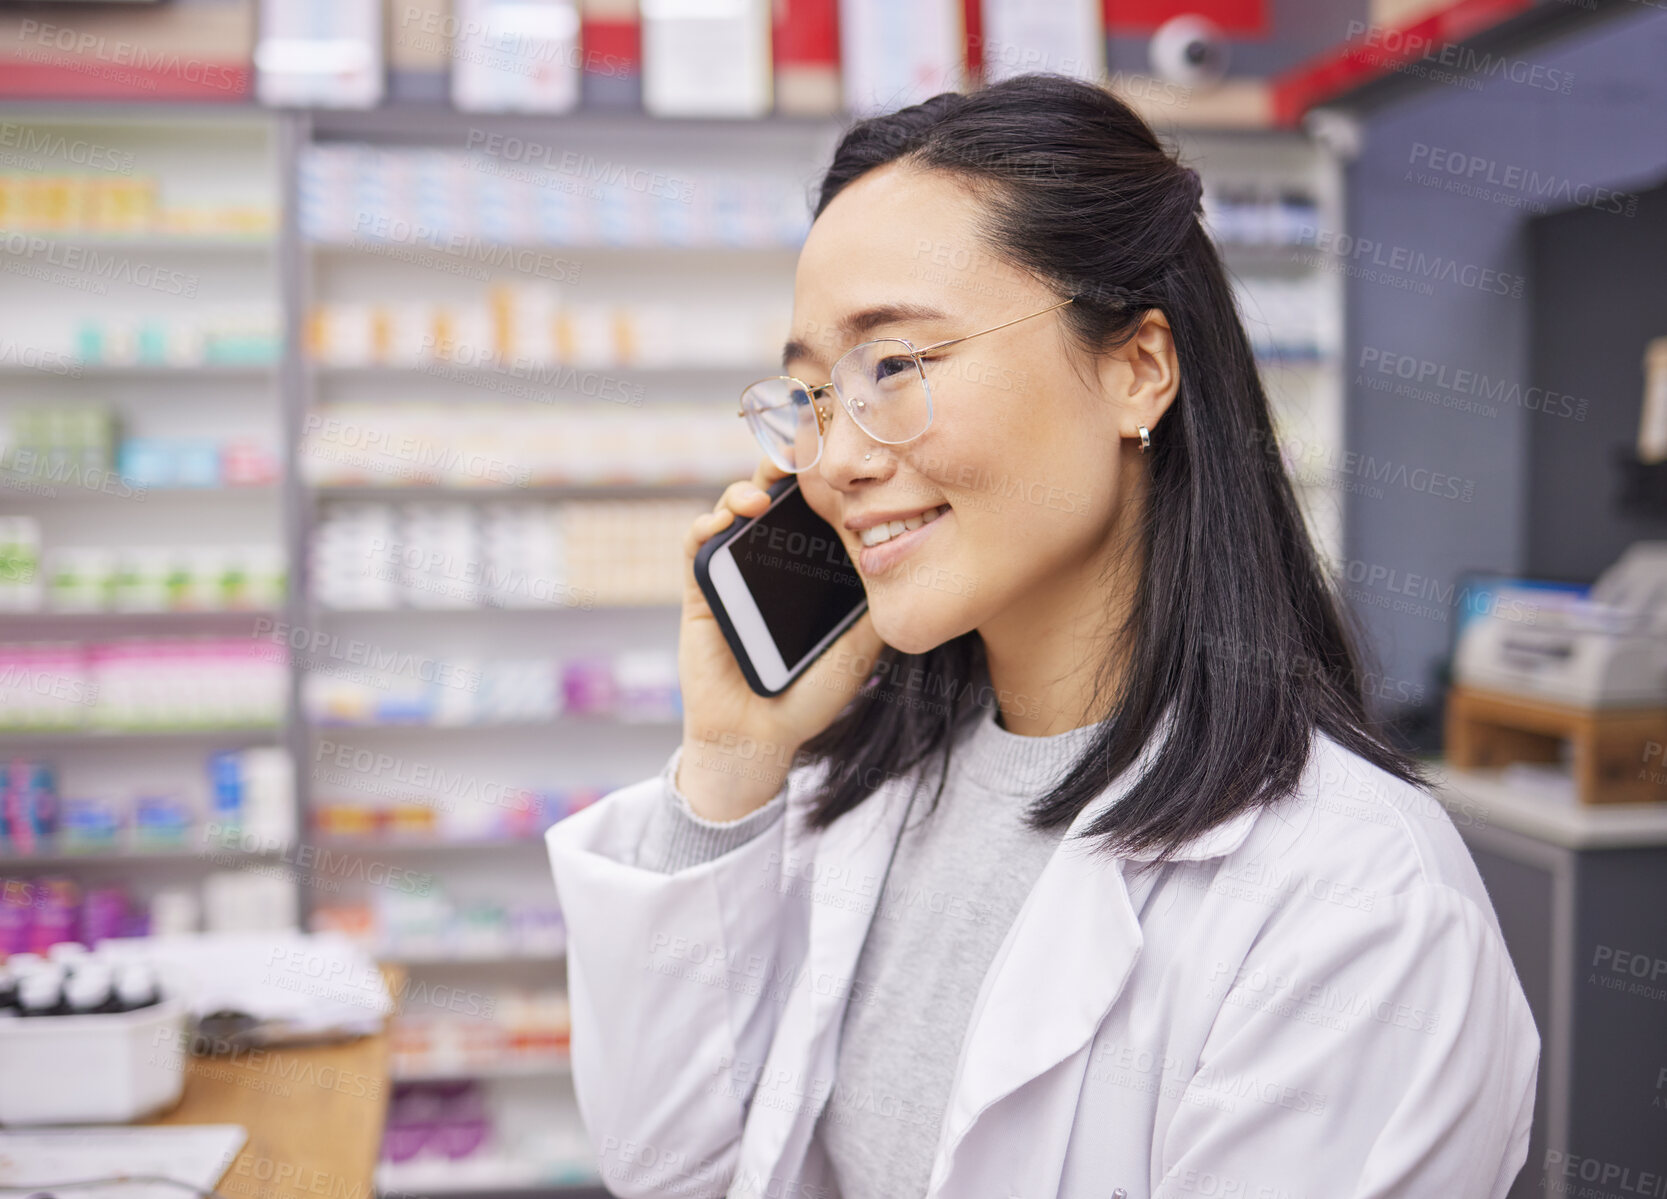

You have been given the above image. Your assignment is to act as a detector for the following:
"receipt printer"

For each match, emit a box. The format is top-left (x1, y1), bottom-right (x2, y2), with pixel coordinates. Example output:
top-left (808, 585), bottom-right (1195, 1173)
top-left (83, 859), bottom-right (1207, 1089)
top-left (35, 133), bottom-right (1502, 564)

top-left (1454, 542), bottom-right (1667, 708)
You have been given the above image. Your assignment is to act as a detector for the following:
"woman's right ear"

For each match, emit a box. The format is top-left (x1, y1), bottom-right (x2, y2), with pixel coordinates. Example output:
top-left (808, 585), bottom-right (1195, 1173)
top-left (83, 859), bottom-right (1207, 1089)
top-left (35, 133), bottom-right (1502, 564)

top-left (1099, 310), bottom-right (1180, 444)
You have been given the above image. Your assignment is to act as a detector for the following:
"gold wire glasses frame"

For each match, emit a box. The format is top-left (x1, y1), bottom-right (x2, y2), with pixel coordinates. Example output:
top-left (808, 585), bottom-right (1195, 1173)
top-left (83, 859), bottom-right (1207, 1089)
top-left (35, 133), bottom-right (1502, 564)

top-left (738, 295), bottom-right (1076, 473)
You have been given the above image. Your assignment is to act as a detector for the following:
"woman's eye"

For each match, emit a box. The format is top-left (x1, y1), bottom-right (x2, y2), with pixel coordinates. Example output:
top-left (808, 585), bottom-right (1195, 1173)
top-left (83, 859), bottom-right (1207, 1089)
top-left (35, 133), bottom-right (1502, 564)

top-left (874, 356), bottom-right (915, 379)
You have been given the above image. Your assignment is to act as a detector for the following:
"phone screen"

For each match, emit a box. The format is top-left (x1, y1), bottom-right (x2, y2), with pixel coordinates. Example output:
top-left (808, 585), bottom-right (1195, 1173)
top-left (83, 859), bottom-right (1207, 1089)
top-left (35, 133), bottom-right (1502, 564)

top-left (729, 487), bottom-right (868, 669)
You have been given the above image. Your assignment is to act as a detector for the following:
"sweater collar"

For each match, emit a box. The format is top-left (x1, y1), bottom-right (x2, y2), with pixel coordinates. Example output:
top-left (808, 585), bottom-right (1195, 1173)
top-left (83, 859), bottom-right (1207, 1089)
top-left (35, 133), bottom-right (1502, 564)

top-left (954, 700), bottom-right (1261, 863)
top-left (954, 704), bottom-right (1109, 798)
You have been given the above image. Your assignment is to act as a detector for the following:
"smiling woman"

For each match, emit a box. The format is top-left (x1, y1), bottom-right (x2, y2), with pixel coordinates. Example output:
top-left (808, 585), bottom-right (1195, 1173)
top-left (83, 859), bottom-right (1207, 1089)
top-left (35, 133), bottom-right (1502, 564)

top-left (545, 73), bottom-right (1539, 1199)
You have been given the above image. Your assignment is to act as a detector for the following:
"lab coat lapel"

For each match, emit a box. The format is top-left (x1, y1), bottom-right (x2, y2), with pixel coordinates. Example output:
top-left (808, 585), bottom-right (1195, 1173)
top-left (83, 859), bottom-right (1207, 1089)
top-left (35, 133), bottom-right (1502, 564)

top-left (930, 826), bottom-right (1143, 1195)
top-left (804, 774), bottom-right (915, 1040)
top-left (930, 709), bottom-right (1262, 1196)
top-left (737, 775), bottom-right (917, 1193)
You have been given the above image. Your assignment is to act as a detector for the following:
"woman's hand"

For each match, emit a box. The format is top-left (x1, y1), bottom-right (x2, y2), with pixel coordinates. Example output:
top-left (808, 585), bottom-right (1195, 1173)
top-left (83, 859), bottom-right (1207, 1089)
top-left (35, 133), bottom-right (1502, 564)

top-left (676, 459), bottom-right (884, 821)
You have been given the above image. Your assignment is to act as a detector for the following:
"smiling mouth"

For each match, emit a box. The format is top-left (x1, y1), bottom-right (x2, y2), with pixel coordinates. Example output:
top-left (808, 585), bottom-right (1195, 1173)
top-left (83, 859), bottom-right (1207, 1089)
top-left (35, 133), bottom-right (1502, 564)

top-left (857, 504), bottom-right (949, 548)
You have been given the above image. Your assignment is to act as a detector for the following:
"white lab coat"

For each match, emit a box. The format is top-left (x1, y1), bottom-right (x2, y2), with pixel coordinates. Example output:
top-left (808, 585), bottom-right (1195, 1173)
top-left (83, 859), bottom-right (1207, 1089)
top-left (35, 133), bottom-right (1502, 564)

top-left (546, 727), bottom-right (1539, 1199)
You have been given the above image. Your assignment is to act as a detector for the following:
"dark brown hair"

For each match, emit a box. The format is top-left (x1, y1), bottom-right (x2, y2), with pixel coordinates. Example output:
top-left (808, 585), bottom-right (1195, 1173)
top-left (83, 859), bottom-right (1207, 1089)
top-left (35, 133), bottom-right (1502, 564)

top-left (794, 73), bottom-right (1428, 860)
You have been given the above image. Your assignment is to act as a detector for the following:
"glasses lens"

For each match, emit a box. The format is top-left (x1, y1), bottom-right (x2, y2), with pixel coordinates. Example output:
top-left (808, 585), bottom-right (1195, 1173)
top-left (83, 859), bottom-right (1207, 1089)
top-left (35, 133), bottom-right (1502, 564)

top-left (740, 377), bottom-right (820, 472)
top-left (831, 339), bottom-right (932, 445)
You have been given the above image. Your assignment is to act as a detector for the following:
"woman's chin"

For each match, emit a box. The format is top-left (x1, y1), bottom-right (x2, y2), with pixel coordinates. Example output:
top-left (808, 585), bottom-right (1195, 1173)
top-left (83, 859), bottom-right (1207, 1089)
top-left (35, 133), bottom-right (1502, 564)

top-left (868, 602), bottom-right (965, 657)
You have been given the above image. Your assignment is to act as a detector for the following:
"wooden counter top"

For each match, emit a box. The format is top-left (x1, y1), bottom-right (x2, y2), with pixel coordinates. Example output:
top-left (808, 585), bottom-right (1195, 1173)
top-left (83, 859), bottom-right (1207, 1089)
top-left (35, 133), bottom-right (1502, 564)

top-left (144, 968), bottom-right (403, 1199)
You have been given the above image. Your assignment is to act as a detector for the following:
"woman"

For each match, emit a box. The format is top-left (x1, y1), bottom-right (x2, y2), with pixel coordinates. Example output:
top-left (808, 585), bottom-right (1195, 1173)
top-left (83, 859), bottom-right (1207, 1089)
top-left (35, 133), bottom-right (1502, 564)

top-left (547, 74), bottom-right (1538, 1199)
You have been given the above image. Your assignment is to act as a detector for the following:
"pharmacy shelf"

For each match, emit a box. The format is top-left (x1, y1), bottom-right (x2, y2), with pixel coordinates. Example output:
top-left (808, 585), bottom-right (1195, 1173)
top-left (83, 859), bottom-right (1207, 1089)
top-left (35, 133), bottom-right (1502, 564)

top-left (391, 1056), bottom-right (571, 1083)
top-left (1218, 241), bottom-right (1324, 272)
top-left (309, 362), bottom-right (771, 378)
top-left (308, 103), bottom-right (838, 139)
top-left (313, 604), bottom-right (678, 616)
top-left (305, 715), bottom-right (678, 733)
top-left (377, 947), bottom-right (564, 966)
top-left (2, 233), bottom-right (274, 251)
top-left (0, 483), bottom-right (278, 502)
top-left (316, 834), bottom-right (548, 852)
top-left (0, 725), bottom-right (283, 747)
top-left (0, 843), bottom-right (282, 867)
top-left (309, 240), bottom-right (800, 255)
top-left (309, 482), bottom-right (723, 501)
top-left (0, 364), bottom-right (275, 377)
top-left (0, 609), bottom-right (280, 630)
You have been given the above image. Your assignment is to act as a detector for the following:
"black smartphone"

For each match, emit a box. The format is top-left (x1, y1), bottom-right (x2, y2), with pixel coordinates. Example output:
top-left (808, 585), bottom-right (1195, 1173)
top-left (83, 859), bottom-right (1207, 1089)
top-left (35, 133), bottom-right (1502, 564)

top-left (692, 477), bottom-right (869, 697)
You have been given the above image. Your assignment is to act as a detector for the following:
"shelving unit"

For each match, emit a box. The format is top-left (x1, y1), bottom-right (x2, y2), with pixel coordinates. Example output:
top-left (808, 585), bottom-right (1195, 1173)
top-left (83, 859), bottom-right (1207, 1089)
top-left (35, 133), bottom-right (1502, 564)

top-left (1171, 129), bottom-right (1348, 567)
top-left (279, 106), bottom-right (838, 1194)
top-left (0, 108), bottom-right (292, 953)
top-left (2, 99), bottom-right (1344, 1196)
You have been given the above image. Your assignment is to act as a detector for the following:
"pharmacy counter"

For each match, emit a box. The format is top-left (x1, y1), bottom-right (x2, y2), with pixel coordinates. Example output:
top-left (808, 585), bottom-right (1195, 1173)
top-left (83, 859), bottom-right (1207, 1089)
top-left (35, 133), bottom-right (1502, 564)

top-left (1434, 766), bottom-right (1667, 1199)
top-left (142, 969), bottom-right (400, 1199)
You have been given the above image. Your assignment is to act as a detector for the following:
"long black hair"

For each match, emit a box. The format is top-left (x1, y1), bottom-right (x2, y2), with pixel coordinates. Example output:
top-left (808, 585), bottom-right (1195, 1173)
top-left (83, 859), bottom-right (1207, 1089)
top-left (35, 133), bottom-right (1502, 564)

top-left (794, 73), bottom-right (1429, 861)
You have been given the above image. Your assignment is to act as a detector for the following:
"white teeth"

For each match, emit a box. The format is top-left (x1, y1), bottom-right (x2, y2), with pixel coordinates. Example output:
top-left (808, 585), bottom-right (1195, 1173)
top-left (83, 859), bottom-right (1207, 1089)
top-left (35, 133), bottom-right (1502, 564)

top-left (858, 505), bottom-right (947, 548)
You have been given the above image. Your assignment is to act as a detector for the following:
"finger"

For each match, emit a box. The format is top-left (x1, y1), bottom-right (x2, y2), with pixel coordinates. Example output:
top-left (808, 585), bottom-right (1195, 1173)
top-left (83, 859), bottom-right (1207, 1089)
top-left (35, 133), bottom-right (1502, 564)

top-left (751, 457), bottom-right (788, 492)
top-left (683, 507), bottom-right (736, 562)
top-left (717, 478), bottom-right (771, 519)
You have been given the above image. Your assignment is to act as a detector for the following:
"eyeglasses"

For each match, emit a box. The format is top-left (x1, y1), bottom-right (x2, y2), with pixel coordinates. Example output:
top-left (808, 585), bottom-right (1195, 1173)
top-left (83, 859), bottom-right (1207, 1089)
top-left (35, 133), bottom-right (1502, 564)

top-left (738, 295), bottom-right (1075, 473)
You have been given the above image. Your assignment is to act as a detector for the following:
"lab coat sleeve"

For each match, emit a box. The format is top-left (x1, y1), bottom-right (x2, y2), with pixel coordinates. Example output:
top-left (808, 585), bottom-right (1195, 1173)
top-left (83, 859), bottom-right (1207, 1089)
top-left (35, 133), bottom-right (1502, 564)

top-left (546, 763), bottom-right (806, 1199)
top-left (1155, 882), bottom-right (1540, 1199)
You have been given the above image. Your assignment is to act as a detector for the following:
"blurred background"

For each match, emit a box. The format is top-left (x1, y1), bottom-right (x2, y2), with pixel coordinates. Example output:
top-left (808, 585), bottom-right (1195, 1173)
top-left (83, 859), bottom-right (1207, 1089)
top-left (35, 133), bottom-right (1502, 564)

top-left (0, 0), bottom-right (1663, 1196)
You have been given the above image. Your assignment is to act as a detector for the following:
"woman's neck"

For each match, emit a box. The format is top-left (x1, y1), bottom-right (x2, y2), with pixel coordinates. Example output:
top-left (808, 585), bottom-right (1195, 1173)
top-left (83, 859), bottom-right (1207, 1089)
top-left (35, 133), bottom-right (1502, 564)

top-left (980, 470), bottom-right (1145, 737)
top-left (981, 599), bottom-right (1125, 735)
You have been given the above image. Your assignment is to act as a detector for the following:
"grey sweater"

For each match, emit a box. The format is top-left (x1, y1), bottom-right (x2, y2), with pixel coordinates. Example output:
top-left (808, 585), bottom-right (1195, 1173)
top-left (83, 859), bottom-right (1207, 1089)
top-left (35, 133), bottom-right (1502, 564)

top-left (637, 709), bottom-right (1103, 1199)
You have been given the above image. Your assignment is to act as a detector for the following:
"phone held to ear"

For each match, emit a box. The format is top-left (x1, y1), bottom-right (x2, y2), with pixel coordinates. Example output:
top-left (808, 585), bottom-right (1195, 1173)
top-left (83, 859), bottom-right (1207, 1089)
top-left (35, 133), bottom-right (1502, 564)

top-left (693, 478), bottom-right (869, 698)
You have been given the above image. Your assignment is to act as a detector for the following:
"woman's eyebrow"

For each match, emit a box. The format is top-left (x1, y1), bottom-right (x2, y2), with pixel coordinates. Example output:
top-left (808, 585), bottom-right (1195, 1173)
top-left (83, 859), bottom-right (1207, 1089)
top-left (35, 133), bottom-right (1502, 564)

top-left (780, 302), bottom-right (951, 369)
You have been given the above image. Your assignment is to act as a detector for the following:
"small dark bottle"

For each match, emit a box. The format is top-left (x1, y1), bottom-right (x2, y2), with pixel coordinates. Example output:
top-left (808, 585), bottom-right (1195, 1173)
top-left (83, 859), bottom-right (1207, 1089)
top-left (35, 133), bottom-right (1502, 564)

top-left (17, 972), bottom-right (65, 1017)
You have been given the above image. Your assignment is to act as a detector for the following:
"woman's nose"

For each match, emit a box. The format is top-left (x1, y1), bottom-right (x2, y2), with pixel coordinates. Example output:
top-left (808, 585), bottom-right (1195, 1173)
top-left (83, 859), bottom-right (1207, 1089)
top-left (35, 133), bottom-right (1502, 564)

top-left (815, 388), bottom-right (889, 487)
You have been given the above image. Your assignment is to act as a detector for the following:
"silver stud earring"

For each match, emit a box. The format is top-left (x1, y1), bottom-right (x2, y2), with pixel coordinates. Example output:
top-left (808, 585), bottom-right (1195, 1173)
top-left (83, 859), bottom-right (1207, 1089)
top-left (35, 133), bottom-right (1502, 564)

top-left (1137, 425), bottom-right (1151, 453)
